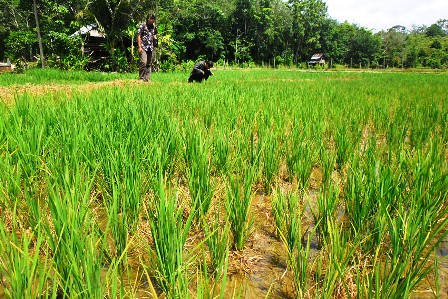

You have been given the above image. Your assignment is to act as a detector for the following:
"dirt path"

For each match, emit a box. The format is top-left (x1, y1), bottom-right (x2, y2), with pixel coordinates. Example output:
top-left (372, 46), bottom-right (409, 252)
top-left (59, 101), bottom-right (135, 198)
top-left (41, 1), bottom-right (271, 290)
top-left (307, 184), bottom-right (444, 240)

top-left (0, 79), bottom-right (143, 105)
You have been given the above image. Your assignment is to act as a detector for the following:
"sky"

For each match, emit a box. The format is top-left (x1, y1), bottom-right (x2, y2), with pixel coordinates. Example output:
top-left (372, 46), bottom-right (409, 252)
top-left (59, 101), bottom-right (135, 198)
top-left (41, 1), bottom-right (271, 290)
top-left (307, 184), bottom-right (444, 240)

top-left (324, 0), bottom-right (447, 32)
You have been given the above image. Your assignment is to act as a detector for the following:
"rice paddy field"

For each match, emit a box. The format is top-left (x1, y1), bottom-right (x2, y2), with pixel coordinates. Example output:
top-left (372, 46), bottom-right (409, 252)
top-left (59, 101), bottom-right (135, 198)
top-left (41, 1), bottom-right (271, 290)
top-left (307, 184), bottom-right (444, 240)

top-left (0, 68), bottom-right (447, 298)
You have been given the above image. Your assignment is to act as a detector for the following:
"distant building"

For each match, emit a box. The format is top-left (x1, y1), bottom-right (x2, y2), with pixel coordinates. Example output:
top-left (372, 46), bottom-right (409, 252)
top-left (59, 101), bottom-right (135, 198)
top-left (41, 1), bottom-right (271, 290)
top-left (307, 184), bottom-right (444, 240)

top-left (71, 24), bottom-right (108, 70)
top-left (0, 58), bottom-right (13, 72)
top-left (308, 53), bottom-right (325, 66)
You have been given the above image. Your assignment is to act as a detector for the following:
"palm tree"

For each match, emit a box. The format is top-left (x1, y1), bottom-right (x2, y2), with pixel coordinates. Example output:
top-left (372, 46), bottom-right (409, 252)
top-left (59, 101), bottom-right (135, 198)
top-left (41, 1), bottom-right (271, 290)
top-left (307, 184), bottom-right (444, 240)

top-left (85, 0), bottom-right (151, 53)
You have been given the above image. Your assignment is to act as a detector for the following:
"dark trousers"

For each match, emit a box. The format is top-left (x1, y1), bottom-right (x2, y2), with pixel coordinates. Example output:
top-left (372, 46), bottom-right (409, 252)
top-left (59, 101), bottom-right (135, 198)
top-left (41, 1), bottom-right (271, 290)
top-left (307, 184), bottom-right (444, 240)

top-left (188, 69), bottom-right (212, 83)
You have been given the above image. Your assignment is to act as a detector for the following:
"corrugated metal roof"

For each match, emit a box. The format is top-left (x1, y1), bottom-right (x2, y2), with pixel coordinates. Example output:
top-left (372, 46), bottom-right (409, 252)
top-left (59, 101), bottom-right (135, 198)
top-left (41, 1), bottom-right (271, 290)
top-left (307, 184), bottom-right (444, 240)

top-left (71, 24), bottom-right (105, 37)
top-left (310, 53), bottom-right (324, 59)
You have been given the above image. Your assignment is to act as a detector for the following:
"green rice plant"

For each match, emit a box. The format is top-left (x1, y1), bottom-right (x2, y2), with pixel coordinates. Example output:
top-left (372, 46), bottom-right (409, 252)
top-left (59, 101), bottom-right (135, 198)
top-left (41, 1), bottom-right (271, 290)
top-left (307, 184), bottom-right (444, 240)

top-left (235, 125), bottom-right (263, 172)
top-left (93, 125), bottom-right (144, 261)
top-left (345, 137), bottom-right (409, 253)
top-left (186, 133), bottom-right (214, 220)
top-left (147, 175), bottom-right (194, 298)
top-left (104, 181), bottom-right (131, 265)
top-left (183, 124), bottom-right (204, 168)
top-left (3, 97), bottom-right (47, 184)
top-left (0, 216), bottom-right (51, 298)
top-left (0, 68), bottom-right (135, 86)
top-left (155, 118), bottom-right (180, 181)
top-left (286, 138), bottom-right (315, 189)
top-left (291, 233), bottom-right (313, 299)
top-left (212, 129), bottom-right (230, 175)
top-left (248, 129), bottom-right (263, 171)
top-left (272, 189), bottom-right (312, 298)
top-left (225, 168), bottom-right (254, 251)
top-left (1, 68), bottom-right (448, 297)
top-left (356, 139), bottom-right (448, 298)
top-left (44, 164), bottom-right (105, 298)
top-left (311, 183), bottom-right (340, 247)
top-left (272, 189), bottom-right (303, 254)
top-left (318, 144), bottom-right (336, 188)
top-left (385, 114), bottom-right (408, 153)
top-left (316, 221), bottom-right (358, 299)
top-left (138, 111), bottom-right (180, 186)
top-left (202, 211), bottom-right (230, 273)
top-left (100, 151), bottom-right (142, 263)
top-left (0, 152), bottom-right (22, 211)
top-left (334, 124), bottom-right (352, 169)
top-left (408, 104), bottom-right (437, 150)
top-left (1, 100), bottom-right (50, 229)
top-left (195, 243), bottom-right (229, 299)
top-left (371, 203), bottom-right (448, 298)
top-left (230, 130), bottom-right (251, 173)
top-left (261, 130), bottom-right (280, 194)
top-left (343, 141), bottom-right (384, 241)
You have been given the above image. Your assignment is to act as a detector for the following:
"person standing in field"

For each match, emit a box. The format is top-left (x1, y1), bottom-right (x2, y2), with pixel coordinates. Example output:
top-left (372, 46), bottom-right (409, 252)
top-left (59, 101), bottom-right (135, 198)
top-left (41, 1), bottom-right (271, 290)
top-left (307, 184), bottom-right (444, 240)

top-left (137, 14), bottom-right (158, 82)
top-left (188, 60), bottom-right (214, 83)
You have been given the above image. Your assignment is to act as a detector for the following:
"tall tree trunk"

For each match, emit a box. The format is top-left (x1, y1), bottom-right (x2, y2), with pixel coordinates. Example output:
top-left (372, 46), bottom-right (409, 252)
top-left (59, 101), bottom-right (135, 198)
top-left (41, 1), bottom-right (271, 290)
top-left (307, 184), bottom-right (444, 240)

top-left (33, 0), bottom-right (45, 68)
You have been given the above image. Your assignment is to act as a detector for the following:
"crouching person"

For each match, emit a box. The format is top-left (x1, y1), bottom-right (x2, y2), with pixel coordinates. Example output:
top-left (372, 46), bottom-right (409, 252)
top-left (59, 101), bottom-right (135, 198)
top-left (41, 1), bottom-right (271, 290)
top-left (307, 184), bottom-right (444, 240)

top-left (188, 60), bottom-right (214, 83)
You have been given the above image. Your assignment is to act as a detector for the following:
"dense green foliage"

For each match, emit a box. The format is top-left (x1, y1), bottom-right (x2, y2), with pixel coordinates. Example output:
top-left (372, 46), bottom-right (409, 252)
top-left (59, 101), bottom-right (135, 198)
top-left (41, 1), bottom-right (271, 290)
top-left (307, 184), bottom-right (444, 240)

top-left (1, 0), bottom-right (447, 70)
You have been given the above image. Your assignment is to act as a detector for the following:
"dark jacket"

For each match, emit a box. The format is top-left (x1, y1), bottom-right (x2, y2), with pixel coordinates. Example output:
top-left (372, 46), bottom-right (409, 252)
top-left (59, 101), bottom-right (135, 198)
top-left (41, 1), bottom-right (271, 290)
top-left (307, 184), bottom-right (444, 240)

top-left (189, 61), bottom-right (213, 82)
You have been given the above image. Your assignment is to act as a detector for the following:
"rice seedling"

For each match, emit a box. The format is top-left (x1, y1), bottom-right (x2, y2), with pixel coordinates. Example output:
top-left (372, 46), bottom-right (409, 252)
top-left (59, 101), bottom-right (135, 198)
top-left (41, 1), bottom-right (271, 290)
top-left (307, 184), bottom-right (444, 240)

top-left (154, 118), bottom-right (180, 181)
top-left (261, 130), bottom-right (280, 194)
top-left (0, 215), bottom-right (51, 298)
top-left (272, 188), bottom-right (313, 298)
top-left (318, 143), bottom-right (336, 188)
top-left (0, 152), bottom-right (22, 211)
top-left (147, 174), bottom-right (194, 298)
top-left (44, 164), bottom-right (105, 297)
top-left (202, 210), bottom-right (230, 274)
top-left (311, 184), bottom-right (340, 248)
top-left (212, 129), bottom-right (230, 175)
top-left (272, 189), bottom-right (303, 254)
top-left (334, 123), bottom-right (353, 169)
top-left (225, 168), bottom-right (254, 251)
top-left (185, 128), bottom-right (214, 219)
top-left (247, 128), bottom-right (263, 171)
top-left (195, 242), bottom-right (229, 299)
top-left (286, 137), bottom-right (316, 189)
top-left (316, 220), bottom-right (358, 299)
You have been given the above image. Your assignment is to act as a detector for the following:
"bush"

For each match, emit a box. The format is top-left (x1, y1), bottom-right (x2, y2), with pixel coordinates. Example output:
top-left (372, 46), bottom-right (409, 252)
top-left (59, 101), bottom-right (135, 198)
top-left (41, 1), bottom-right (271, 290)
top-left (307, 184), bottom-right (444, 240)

top-left (12, 58), bottom-right (29, 74)
top-left (5, 31), bottom-right (36, 60)
top-left (46, 54), bottom-right (91, 71)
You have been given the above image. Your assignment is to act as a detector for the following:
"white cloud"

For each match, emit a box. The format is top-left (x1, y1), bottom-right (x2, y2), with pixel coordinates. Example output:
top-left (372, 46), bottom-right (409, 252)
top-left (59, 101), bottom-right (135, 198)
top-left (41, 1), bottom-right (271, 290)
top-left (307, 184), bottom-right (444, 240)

top-left (324, 0), bottom-right (447, 31)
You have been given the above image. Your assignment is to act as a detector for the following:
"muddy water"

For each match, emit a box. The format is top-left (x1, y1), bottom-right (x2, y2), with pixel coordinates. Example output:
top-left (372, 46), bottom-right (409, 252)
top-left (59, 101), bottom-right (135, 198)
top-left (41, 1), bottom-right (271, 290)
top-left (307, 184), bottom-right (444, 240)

top-left (435, 235), bottom-right (448, 298)
top-left (232, 190), bottom-right (448, 299)
top-left (1, 196), bottom-right (446, 298)
top-left (411, 237), bottom-right (448, 299)
top-left (223, 193), bottom-right (296, 299)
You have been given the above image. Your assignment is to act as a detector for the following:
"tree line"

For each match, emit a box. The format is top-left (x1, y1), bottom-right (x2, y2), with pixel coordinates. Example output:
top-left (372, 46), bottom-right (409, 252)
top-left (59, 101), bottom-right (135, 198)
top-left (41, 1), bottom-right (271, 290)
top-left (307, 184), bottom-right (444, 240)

top-left (1, 0), bottom-right (447, 71)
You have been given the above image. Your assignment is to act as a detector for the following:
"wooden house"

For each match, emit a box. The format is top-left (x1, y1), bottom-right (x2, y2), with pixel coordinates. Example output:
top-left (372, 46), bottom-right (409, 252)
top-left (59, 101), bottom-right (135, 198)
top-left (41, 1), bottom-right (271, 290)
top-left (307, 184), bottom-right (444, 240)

top-left (72, 24), bottom-right (108, 70)
top-left (308, 53), bottom-right (325, 66)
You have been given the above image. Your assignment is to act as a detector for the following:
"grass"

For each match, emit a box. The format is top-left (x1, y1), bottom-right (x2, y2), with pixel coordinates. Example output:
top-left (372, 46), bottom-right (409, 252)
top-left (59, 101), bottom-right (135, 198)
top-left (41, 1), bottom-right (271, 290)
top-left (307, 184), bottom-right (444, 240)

top-left (0, 68), bottom-right (136, 85)
top-left (0, 68), bottom-right (447, 298)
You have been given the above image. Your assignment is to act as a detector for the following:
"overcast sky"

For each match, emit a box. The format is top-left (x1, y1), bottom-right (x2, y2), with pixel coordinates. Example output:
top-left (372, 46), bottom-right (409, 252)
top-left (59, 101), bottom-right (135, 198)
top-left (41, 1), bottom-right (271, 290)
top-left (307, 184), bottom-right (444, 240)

top-left (324, 0), bottom-right (447, 32)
